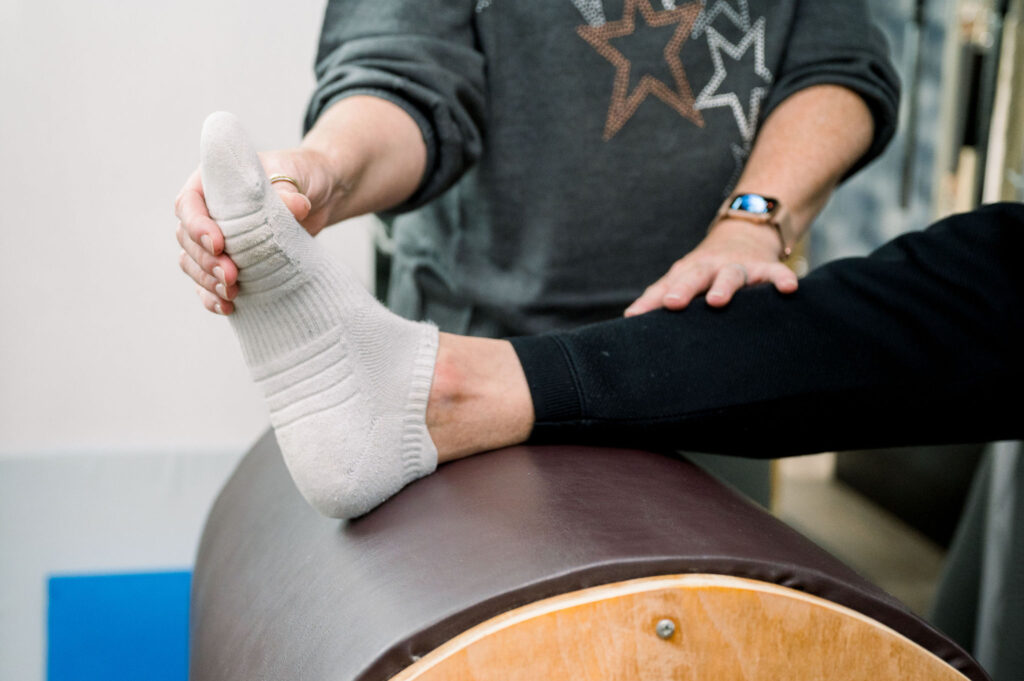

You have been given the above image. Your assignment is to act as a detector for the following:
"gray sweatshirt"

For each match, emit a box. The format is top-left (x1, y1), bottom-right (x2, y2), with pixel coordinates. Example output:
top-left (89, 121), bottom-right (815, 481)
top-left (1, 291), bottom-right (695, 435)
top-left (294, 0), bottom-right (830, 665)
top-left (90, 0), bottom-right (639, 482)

top-left (306, 0), bottom-right (900, 335)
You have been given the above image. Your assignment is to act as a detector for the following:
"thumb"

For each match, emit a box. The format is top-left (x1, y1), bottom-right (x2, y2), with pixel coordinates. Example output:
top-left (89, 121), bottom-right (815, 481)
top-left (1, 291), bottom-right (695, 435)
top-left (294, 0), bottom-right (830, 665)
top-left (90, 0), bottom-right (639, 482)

top-left (275, 185), bottom-right (313, 221)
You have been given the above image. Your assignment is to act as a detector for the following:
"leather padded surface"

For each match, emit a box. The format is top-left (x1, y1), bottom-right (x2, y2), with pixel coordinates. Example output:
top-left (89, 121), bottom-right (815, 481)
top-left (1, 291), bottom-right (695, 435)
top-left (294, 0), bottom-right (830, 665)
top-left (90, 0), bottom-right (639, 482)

top-left (190, 431), bottom-right (987, 681)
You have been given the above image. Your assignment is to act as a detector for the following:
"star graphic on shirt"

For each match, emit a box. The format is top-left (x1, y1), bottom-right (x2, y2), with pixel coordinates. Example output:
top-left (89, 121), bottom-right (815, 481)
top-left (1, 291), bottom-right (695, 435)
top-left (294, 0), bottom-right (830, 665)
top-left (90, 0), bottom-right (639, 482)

top-left (694, 17), bottom-right (772, 143)
top-left (571, 0), bottom-right (607, 26)
top-left (691, 0), bottom-right (750, 38)
top-left (578, 0), bottom-right (704, 140)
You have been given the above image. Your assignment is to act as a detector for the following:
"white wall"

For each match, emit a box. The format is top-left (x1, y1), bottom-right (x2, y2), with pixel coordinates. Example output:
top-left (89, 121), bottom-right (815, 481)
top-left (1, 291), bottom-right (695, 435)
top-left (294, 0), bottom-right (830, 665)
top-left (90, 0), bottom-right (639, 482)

top-left (0, 1), bottom-right (372, 679)
top-left (0, 0), bottom-right (374, 454)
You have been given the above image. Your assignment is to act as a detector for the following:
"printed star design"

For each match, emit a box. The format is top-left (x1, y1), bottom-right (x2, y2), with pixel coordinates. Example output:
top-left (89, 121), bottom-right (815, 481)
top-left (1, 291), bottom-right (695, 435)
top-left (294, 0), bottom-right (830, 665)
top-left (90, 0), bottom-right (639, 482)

top-left (694, 17), bottom-right (773, 143)
top-left (578, 0), bottom-right (704, 140)
top-left (571, 0), bottom-right (607, 26)
top-left (691, 0), bottom-right (750, 38)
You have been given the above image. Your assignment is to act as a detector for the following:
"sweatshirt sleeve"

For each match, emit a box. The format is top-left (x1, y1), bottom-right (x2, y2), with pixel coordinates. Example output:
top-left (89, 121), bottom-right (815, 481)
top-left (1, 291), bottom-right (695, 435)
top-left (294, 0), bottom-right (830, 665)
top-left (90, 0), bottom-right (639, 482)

top-left (763, 1), bottom-right (901, 177)
top-left (304, 1), bottom-right (486, 213)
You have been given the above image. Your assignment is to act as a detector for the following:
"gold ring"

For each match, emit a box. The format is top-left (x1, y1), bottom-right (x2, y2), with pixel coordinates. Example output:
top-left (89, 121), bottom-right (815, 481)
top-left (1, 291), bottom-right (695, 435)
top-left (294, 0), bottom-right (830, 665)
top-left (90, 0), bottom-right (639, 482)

top-left (268, 174), bottom-right (304, 194)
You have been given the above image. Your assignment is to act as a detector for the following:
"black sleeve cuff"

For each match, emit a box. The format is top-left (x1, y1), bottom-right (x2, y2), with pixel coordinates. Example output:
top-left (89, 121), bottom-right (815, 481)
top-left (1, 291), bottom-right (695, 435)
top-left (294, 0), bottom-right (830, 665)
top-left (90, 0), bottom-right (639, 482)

top-left (507, 334), bottom-right (584, 427)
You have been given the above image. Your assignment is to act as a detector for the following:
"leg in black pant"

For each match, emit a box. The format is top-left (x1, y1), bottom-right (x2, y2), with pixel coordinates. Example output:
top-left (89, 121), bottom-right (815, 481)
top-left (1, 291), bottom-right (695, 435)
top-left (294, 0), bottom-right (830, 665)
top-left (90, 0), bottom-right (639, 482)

top-left (510, 202), bottom-right (1024, 680)
top-left (511, 202), bottom-right (1024, 453)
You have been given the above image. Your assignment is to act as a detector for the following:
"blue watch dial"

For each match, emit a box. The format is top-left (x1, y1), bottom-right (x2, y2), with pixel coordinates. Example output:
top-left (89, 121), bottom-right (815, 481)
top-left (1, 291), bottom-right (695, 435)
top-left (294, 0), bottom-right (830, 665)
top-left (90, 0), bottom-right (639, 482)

top-left (730, 194), bottom-right (778, 215)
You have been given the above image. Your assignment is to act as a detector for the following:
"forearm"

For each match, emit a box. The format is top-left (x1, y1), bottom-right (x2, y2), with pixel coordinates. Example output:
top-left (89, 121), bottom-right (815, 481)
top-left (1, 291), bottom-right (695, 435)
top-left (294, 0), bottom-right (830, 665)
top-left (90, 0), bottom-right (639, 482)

top-left (516, 204), bottom-right (1024, 455)
top-left (301, 95), bottom-right (427, 224)
top-left (627, 85), bottom-right (877, 315)
top-left (731, 84), bottom-right (875, 239)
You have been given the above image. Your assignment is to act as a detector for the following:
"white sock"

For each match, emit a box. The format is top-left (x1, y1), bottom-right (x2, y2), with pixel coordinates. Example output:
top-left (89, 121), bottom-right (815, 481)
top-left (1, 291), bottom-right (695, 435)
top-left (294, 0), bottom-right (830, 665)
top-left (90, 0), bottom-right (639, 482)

top-left (200, 111), bottom-right (439, 519)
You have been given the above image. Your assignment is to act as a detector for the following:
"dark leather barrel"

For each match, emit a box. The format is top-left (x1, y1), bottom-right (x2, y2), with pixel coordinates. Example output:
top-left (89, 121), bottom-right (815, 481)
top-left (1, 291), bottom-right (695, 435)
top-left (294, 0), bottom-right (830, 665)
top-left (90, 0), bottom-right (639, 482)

top-left (190, 431), bottom-right (988, 681)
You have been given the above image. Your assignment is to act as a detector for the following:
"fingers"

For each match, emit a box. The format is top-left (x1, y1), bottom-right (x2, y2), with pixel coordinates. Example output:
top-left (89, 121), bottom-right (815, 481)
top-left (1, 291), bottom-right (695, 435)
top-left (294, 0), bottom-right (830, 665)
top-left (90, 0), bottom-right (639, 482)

top-left (661, 263), bottom-right (716, 310)
top-left (695, 261), bottom-right (799, 308)
top-left (765, 262), bottom-right (800, 294)
top-left (176, 222), bottom-right (239, 310)
top-left (176, 160), bottom-right (307, 318)
top-left (625, 219), bottom-right (802, 316)
top-left (176, 222), bottom-right (239, 288)
top-left (195, 285), bottom-right (234, 316)
top-left (705, 264), bottom-right (749, 308)
top-left (177, 152), bottom-right (316, 318)
top-left (174, 169), bottom-right (224, 256)
top-left (624, 279), bottom-right (669, 317)
top-left (178, 247), bottom-right (239, 299)
top-left (625, 261), bottom-right (717, 316)
top-left (178, 249), bottom-right (218, 293)
top-left (626, 261), bottom-right (800, 316)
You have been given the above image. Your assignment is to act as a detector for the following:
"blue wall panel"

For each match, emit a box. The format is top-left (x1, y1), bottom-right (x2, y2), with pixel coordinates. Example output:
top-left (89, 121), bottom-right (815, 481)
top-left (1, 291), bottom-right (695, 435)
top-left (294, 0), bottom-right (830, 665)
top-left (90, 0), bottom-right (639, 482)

top-left (47, 571), bottom-right (191, 681)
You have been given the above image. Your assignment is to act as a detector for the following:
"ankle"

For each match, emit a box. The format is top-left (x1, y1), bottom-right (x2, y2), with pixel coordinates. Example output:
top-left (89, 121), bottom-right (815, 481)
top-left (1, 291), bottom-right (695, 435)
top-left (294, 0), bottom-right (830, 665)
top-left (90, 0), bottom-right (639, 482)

top-left (426, 335), bottom-right (534, 463)
top-left (425, 334), bottom-right (469, 462)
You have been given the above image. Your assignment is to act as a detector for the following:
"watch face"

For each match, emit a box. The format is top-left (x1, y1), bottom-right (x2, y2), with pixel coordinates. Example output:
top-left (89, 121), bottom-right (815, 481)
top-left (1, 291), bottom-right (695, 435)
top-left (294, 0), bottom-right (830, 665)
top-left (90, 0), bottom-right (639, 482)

top-left (730, 194), bottom-right (778, 215)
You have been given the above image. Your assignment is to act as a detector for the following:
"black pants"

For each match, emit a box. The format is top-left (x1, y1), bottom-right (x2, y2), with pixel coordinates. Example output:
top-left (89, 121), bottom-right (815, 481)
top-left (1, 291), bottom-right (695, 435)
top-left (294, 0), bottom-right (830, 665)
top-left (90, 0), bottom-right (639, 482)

top-left (510, 202), bottom-right (1024, 453)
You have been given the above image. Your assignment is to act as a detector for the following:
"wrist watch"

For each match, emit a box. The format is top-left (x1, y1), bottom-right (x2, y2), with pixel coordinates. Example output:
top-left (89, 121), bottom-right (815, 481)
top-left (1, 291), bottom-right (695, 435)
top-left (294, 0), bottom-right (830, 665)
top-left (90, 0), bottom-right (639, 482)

top-left (714, 193), bottom-right (795, 257)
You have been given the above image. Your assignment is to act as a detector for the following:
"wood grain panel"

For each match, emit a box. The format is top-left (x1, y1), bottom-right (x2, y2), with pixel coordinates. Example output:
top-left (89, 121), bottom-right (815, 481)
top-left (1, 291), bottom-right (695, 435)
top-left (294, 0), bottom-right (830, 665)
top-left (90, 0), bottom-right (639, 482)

top-left (390, 574), bottom-right (967, 681)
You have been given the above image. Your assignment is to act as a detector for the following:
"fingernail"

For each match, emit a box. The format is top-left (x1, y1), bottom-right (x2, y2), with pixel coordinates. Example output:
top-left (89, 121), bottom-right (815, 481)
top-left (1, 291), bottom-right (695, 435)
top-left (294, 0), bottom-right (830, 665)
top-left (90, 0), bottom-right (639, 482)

top-left (214, 302), bottom-right (224, 315)
top-left (201, 234), bottom-right (214, 253)
top-left (664, 294), bottom-right (682, 302)
top-left (215, 283), bottom-right (227, 299)
top-left (213, 266), bottom-right (226, 286)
